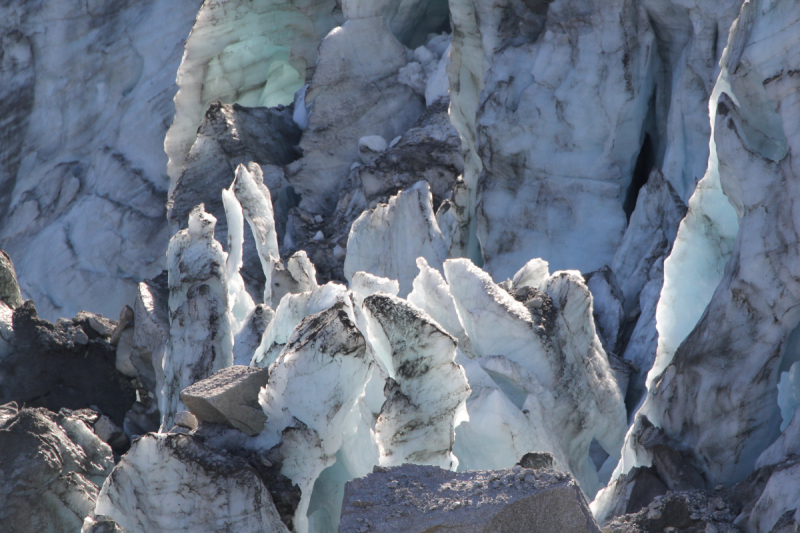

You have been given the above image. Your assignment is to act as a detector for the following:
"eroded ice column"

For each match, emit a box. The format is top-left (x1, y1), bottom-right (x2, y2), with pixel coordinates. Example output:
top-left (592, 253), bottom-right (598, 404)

top-left (344, 182), bottom-right (448, 296)
top-left (445, 258), bottom-right (626, 497)
top-left (163, 204), bottom-right (233, 430)
top-left (363, 293), bottom-right (470, 469)
top-left (232, 163), bottom-right (281, 304)
top-left (258, 303), bottom-right (372, 533)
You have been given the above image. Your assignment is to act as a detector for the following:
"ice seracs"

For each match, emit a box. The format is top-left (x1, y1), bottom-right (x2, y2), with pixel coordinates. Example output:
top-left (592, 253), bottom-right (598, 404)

top-left (93, 433), bottom-right (289, 533)
top-left (258, 303), bottom-right (372, 533)
top-left (444, 258), bottom-right (626, 498)
top-left (363, 293), bottom-right (470, 469)
top-left (163, 204), bottom-right (233, 430)
top-left (344, 181), bottom-right (447, 297)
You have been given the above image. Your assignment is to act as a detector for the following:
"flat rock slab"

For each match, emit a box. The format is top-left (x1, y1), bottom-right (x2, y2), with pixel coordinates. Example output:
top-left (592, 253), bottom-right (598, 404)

top-left (339, 464), bottom-right (601, 533)
top-left (180, 365), bottom-right (269, 435)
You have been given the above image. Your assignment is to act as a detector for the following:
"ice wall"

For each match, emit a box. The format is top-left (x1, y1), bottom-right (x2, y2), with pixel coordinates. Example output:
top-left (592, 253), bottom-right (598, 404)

top-left (617, 0), bottom-right (800, 487)
top-left (0, 0), bottom-right (201, 321)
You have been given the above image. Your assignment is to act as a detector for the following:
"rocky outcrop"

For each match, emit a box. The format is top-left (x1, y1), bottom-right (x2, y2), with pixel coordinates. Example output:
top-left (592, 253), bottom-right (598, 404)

top-left (0, 403), bottom-right (115, 533)
top-left (339, 463), bottom-right (601, 533)
top-left (0, 300), bottom-right (136, 427)
top-left (0, 250), bottom-right (23, 309)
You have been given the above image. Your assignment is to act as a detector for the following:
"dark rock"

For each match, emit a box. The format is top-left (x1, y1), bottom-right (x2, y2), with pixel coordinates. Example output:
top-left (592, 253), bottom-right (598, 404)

top-left (339, 463), bottom-right (601, 533)
top-left (1, 301), bottom-right (137, 427)
top-left (0, 402), bottom-right (114, 533)
top-left (0, 249), bottom-right (23, 309)
top-left (518, 451), bottom-right (556, 470)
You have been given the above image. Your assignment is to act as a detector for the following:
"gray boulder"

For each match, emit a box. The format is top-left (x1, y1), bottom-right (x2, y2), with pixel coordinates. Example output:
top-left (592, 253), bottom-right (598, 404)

top-left (339, 463), bottom-right (600, 533)
top-left (180, 365), bottom-right (270, 436)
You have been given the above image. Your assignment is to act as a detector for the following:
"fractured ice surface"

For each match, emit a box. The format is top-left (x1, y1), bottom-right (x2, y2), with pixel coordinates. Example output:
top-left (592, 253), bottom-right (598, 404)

top-left (259, 303), bottom-right (372, 533)
top-left (287, 11), bottom-right (424, 215)
top-left (0, 0), bottom-right (201, 321)
top-left (94, 433), bottom-right (289, 533)
top-left (344, 181), bottom-right (447, 296)
top-left (363, 293), bottom-right (470, 469)
top-left (444, 258), bottom-right (626, 498)
top-left (616, 0), bottom-right (800, 487)
top-left (163, 205), bottom-right (233, 430)
top-left (251, 281), bottom-right (352, 368)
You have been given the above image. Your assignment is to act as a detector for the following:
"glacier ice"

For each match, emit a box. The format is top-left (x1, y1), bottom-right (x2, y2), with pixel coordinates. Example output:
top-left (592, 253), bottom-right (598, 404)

top-left (286, 14), bottom-right (425, 215)
top-left (93, 433), bottom-right (289, 533)
top-left (363, 293), bottom-right (470, 469)
top-left (259, 303), bottom-right (372, 533)
top-left (344, 181), bottom-right (447, 296)
top-left (608, 0), bottom-right (800, 492)
top-left (408, 256), bottom-right (472, 355)
top-left (164, 0), bottom-right (336, 187)
top-left (163, 204), bottom-right (233, 430)
top-left (251, 281), bottom-right (352, 369)
top-left (0, 0), bottom-right (200, 321)
top-left (444, 258), bottom-right (626, 498)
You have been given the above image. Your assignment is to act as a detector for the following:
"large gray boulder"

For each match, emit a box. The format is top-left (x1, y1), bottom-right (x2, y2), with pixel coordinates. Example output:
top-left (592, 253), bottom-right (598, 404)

top-left (338, 463), bottom-right (600, 533)
top-left (180, 365), bottom-right (270, 436)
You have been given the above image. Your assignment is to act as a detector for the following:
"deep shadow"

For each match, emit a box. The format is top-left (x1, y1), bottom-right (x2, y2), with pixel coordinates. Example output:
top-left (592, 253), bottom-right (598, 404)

top-left (624, 134), bottom-right (655, 222)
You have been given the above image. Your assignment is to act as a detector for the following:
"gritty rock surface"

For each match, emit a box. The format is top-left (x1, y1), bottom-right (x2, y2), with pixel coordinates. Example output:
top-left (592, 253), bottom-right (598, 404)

top-left (0, 301), bottom-right (137, 427)
top-left (180, 365), bottom-right (270, 436)
top-left (0, 402), bottom-right (114, 533)
top-left (339, 464), bottom-right (600, 533)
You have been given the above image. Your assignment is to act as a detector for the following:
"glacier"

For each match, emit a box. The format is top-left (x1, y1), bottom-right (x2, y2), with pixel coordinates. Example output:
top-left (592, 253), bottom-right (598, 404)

top-left (4, 0), bottom-right (800, 531)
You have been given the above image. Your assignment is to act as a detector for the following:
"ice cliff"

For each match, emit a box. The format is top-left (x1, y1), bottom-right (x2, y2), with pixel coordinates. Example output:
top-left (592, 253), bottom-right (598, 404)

top-left (3, 0), bottom-right (800, 531)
